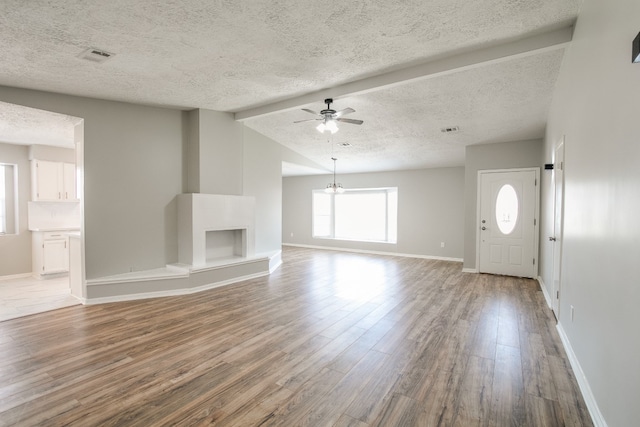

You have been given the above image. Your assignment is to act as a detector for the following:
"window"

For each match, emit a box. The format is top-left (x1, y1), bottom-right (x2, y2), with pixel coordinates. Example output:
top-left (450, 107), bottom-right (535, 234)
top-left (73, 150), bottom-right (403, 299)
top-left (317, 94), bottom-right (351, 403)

top-left (0, 164), bottom-right (17, 235)
top-left (313, 188), bottom-right (398, 243)
top-left (495, 184), bottom-right (519, 235)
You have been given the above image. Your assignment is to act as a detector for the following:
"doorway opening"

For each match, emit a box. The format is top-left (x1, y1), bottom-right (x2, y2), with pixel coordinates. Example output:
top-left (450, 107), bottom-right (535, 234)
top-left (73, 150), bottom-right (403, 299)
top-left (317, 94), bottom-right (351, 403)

top-left (0, 101), bottom-right (85, 320)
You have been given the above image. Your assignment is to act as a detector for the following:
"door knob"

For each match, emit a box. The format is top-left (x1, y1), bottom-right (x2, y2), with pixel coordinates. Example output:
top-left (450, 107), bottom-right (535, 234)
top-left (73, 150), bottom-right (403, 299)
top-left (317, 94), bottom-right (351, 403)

top-left (481, 226), bottom-right (486, 230)
top-left (549, 237), bottom-right (556, 241)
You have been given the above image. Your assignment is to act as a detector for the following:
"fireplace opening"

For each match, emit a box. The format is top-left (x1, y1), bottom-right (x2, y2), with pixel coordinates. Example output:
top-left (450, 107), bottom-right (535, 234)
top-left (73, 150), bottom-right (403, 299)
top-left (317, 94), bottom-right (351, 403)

top-left (205, 229), bottom-right (247, 262)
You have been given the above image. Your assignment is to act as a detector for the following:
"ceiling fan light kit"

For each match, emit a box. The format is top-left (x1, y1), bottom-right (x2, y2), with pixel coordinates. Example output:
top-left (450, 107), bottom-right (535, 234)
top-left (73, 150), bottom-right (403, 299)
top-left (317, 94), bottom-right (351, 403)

top-left (317, 120), bottom-right (338, 134)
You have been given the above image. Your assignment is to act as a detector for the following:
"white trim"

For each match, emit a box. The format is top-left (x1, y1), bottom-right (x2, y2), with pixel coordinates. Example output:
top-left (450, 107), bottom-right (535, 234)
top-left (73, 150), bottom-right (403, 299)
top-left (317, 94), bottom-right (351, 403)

top-left (0, 272), bottom-right (33, 281)
top-left (268, 250), bottom-right (283, 273)
top-left (83, 271), bottom-right (269, 305)
top-left (556, 323), bottom-right (608, 427)
top-left (283, 243), bottom-right (463, 263)
top-left (462, 268), bottom-right (478, 273)
top-left (537, 276), bottom-right (552, 309)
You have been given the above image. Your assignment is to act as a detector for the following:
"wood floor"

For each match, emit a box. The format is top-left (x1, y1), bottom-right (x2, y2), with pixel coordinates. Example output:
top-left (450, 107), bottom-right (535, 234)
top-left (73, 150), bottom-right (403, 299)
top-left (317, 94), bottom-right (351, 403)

top-left (0, 247), bottom-right (592, 426)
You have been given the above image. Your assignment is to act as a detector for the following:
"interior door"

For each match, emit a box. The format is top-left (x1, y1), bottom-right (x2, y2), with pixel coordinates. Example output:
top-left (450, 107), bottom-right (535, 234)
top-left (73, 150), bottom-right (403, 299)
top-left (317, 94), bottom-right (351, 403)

top-left (479, 169), bottom-right (538, 278)
top-left (551, 142), bottom-right (565, 315)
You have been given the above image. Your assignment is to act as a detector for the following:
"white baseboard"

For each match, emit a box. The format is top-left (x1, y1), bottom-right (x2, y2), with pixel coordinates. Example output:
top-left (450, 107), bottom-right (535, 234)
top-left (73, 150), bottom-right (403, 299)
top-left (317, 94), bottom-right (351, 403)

top-left (282, 243), bottom-right (463, 263)
top-left (0, 272), bottom-right (33, 281)
top-left (556, 323), bottom-right (608, 427)
top-left (461, 267), bottom-right (478, 273)
top-left (537, 276), bottom-right (552, 309)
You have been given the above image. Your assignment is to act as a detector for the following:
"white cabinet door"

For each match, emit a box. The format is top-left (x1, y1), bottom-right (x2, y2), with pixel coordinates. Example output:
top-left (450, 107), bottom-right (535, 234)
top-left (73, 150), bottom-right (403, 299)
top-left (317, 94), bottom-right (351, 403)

top-left (63, 163), bottom-right (76, 200)
top-left (32, 160), bottom-right (77, 201)
top-left (34, 160), bottom-right (61, 201)
top-left (43, 239), bottom-right (69, 274)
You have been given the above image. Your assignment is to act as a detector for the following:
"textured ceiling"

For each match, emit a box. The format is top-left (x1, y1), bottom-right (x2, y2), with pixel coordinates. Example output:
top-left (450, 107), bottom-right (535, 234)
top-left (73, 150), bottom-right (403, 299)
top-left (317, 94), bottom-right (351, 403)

top-left (0, 0), bottom-right (581, 173)
top-left (0, 102), bottom-right (78, 147)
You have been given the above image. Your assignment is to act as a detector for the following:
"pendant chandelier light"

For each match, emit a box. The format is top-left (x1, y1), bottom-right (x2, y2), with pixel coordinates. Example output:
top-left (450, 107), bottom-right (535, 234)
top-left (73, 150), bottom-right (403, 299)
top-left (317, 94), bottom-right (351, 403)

top-left (325, 157), bottom-right (345, 193)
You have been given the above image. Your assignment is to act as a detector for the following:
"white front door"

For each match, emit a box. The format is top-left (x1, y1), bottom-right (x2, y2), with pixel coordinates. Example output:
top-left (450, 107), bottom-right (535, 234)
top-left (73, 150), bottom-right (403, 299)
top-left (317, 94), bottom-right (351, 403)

top-left (551, 142), bottom-right (565, 315)
top-left (479, 169), bottom-right (539, 278)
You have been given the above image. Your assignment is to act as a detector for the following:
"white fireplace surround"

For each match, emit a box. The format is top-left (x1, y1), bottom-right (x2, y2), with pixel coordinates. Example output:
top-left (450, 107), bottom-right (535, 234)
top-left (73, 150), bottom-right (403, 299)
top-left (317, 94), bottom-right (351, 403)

top-left (178, 193), bottom-right (255, 267)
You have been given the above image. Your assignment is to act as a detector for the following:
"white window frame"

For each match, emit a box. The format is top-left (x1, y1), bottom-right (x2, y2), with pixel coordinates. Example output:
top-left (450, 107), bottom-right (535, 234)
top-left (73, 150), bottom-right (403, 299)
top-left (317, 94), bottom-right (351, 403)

top-left (0, 163), bottom-right (18, 236)
top-left (312, 187), bottom-right (398, 244)
top-left (0, 164), bottom-right (5, 234)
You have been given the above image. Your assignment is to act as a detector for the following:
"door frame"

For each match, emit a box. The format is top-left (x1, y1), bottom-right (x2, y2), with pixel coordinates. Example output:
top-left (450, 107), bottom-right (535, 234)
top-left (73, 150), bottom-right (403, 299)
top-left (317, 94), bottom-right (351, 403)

top-left (475, 167), bottom-right (541, 278)
top-left (551, 138), bottom-right (565, 316)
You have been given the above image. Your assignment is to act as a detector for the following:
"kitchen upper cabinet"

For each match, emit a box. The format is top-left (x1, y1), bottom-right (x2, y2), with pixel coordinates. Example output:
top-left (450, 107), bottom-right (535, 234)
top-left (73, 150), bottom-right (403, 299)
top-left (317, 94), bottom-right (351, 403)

top-left (63, 162), bottom-right (76, 200)
top-left (32, 160), bottom-right (77, 201)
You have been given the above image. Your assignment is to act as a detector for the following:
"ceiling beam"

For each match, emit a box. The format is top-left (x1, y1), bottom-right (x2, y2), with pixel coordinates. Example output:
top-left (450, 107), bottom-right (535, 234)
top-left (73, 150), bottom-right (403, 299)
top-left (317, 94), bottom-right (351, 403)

top-left (234, 26), bottom-right (573, 121)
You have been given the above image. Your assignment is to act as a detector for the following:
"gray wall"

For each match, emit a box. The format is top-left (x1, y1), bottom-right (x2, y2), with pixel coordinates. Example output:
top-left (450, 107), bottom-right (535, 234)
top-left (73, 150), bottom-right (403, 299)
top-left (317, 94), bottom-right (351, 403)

top-left (0, 142), bottom-right (31, 276)
top-left (283, 167), bottom-right (464, 259)
top-left (0, 86), bottom-right (186, 279)
top-left (541, 0), bottom-right (640, 424)
top-left (243, 127), bottom-right (283, 254)
top-left (463, 139), bottom-right (542, 270)
top-left (197, 109), bottom-right (243, 196)
top-left (29, 145), bottom-right (75, 163)
top-left (0, 87), bottom-right (285, 281)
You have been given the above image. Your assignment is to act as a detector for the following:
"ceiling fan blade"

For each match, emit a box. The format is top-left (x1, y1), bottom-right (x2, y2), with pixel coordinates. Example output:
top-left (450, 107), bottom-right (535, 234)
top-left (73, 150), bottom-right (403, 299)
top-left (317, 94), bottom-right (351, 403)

top-left (293, 118), bottom-right (322, 123)
top-left (334, 107), bottom-right (355, 118)
top-left (301, 108), bottom-right (320, 115)
top-left (336, 118), bottom-right (363, 125)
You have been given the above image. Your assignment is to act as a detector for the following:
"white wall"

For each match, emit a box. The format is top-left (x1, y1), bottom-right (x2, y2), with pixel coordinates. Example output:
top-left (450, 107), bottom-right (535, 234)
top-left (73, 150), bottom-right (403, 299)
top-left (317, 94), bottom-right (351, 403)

top-left (0, 142), bottom-right (31, 276)
top-left (283, 167), bottom-right (465, 259)
top-left (541, 0), bottom-right (640, 425)
top-left (463, 139), bottom-right (542, 270)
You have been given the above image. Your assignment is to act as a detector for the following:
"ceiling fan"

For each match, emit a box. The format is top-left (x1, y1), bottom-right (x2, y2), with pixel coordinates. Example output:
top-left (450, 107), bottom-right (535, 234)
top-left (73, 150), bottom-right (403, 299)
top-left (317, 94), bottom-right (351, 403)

top-left (294, 98), bottom-right (363, 133)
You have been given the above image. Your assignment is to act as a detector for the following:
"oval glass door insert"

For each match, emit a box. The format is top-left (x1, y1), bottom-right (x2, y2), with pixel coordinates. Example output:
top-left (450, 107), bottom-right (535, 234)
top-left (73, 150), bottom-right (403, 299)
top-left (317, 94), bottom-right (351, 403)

top-left (496, 184), bottom-right (519, 235)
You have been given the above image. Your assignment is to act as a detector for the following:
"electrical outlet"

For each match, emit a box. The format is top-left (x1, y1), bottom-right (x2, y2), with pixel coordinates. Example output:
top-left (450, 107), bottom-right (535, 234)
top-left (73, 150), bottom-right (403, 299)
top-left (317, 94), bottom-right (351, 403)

top-left (290, 232), bottom-right (294, 237)
top-left (571, 305), bottom-right (575, 322)
top-left (440, 242), bottom-right (445, 248)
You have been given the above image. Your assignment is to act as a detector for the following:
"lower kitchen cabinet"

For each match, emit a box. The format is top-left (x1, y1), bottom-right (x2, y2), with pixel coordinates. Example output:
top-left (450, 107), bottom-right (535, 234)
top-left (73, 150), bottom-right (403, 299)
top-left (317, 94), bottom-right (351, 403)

top-left (32, 231), bottom-right (70, 277)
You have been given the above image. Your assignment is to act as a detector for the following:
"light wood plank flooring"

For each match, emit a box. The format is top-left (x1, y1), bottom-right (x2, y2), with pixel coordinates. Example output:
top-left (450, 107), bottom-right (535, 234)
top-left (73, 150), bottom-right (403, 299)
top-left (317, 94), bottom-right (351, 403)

top-left (0, 247), bottom-right (592, 426)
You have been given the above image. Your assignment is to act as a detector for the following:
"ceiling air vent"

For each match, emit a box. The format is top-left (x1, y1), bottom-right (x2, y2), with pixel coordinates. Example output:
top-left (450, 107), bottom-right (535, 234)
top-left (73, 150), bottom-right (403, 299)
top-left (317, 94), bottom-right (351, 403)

top-left (78, 47), bottom-right (115, 63)
top-left (441, 126), bottom-right (460, 133)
